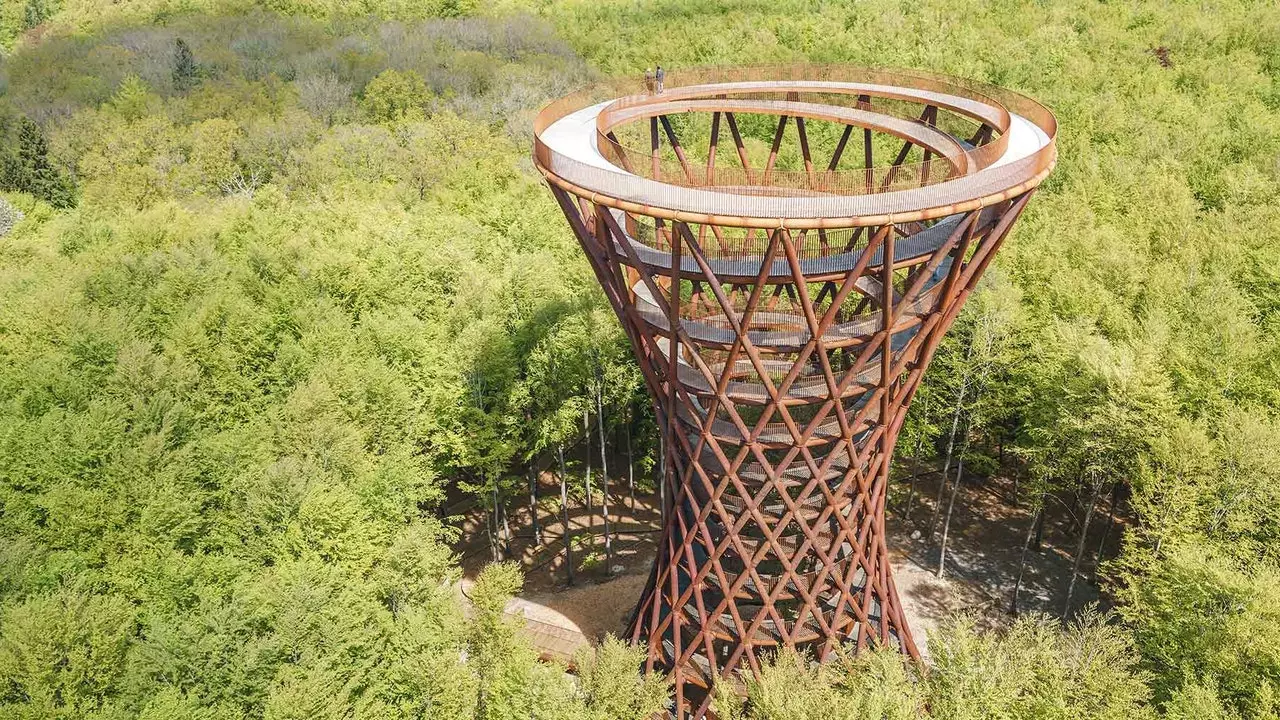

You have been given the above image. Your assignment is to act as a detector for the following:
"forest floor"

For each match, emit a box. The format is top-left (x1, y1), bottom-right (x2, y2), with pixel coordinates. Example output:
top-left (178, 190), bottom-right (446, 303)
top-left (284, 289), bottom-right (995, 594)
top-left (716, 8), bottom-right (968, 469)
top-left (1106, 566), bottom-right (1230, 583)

top-left (448, 458), bottom-right (1106, 662)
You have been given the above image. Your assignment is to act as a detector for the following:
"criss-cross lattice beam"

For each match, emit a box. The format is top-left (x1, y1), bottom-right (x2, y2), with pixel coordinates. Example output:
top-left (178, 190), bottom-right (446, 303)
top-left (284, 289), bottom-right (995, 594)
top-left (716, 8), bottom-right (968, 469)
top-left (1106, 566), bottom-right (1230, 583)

top-left (550, 185), bottom-right (1035, 717)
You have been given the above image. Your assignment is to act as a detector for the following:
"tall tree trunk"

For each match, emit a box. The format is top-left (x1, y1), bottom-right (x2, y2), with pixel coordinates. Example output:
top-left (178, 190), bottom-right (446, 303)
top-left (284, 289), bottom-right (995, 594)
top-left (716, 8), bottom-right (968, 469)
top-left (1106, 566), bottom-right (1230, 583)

top-left (1010, 504), bottom-right (1041, 616)
top-left (928, 377), bottom-right (968, 538)
top-left (485, 478), bottom-right (498, 563)
top-left (528, 465), bottom-right (541, 546)
top-left (500, 497), bottom-right (513, 560)
top-left (583, 408), bottom-right (593, 539)
top-left (936, 424), bottom-right (970, 578)
top-left (626, 407), bottom-right (636, 510)
top-left (558, 444), bottom-right (574, 586)
top-left (1092, 481), bottom-right (1122, 582)
top-left (657, 434), bottom-right (667, 528)
top-left (1032, 505), bottom-right (1046, 551)
top-left (493, 484), bottom-right (510, 560)
top-left (1063, 473), bottom-right (1103, 619)
top-left (903, 394), bottom-right (928, 521)
top-left (596, 382), bottom-right (614, 576)
top-left (914, 395), bottom-right (930, 462)
top-left (904, 472), bottom-right (920, 522)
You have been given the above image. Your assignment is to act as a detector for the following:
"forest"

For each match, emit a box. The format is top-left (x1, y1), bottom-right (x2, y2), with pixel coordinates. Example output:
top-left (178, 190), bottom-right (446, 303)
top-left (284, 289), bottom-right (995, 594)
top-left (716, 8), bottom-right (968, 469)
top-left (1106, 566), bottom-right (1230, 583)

top-left (0, 0), bottom-right (1278, 718)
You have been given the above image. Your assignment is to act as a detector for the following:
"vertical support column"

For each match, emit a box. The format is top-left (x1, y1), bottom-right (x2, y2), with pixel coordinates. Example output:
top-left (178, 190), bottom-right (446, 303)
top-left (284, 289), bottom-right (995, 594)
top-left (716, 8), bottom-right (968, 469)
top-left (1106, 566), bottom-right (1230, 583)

top-left (881, 227), bottom-right (895, 460)
top-left (921, 105), bottom-right (938, 186)
top-left (707, 111), bottom-right (721, 185)
top-left (651, 116), bottom-right (661, 183)
top-left (665, 219), bottom-right (684, 715)
top-left (859, 94), bottom-right (873, 193)
top-left (879, 226), bottom-right (897, 649)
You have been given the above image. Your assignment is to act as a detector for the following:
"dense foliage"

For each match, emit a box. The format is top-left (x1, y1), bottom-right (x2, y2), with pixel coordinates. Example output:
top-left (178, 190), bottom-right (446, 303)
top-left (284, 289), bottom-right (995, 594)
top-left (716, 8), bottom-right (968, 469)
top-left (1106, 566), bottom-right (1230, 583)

top-left (716, 611), bottom-right (1155, 720)
top-left (0, 0), bottom-right (1277, 718)
top-left (0, 10), bottom-right (640, 718)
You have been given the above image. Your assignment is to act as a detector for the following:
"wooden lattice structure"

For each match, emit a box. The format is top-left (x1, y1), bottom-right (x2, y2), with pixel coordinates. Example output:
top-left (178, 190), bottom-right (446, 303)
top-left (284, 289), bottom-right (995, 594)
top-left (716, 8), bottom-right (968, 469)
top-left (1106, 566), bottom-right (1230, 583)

top-left (532, 66), bottom-right (1057, 717)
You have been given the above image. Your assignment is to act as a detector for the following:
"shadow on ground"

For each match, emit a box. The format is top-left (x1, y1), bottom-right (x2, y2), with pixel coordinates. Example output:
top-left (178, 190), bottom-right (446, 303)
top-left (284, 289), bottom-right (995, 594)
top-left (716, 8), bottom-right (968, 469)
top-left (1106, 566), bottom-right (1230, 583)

top-left (449, 461), bottom-right (1108, 660)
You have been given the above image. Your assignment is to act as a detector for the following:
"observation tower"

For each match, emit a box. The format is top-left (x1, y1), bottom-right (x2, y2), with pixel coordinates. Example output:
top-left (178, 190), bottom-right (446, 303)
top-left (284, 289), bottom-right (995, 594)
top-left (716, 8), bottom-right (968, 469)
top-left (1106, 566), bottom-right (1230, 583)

top-left (532, 66), bottom-right (1056, 716)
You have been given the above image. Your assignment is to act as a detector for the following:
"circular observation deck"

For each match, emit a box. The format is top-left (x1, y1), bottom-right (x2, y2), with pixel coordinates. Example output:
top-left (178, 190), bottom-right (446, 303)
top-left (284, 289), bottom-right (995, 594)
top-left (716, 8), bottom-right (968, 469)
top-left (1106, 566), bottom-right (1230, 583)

top-left (532, 66), bottom-right (1057, 228)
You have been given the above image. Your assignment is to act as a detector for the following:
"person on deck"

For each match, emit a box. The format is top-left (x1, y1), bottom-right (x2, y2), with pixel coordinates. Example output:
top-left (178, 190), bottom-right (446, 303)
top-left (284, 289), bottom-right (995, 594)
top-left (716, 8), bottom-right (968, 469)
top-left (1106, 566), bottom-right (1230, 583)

top-left (644, 68), bottom-right (654, 94)
top-left (655, 65), bottom-right (665, 94)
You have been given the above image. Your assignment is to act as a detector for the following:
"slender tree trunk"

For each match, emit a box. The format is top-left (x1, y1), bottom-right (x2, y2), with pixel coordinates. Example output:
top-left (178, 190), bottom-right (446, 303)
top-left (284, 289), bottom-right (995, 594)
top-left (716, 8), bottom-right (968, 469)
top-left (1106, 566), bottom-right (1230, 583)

top-left (901, 394), bottom-right (931, 517)
top-left (500, 498), bottom-right (512, 560)
top-left (904, 473), bottom-right (919, 522)
top-left (913, 395), bottom-right (930, 461)
top-left (596, 382), bottom-right (614, 576)
top-left (1010, 504), bottom-right (1041, 616)
top-left (583, 408), bottom-right (593, 539)
top-left (626, 407), bottom-right (636, 510)
top-left (657, 434), bottom-right (667, 528)
top-left (929, 378), bottom-right (968, 537)
top-left (493, 484), bottom-right (511, 560)
top-left (1092, 481), bottom-right (1122, 582)
top-left (1063, 473), bottom-right (1103, 619)
top-left (936, 425), bottom-right (970, 578)
top-left (528, 465), bottom-right (541, 546)
top-left (484, 479), bottom-right (498, 562)
top-left (1070, 483), bottom-right (1086, 535)
top-left (1033, 505), bottom-right (1046, 551)
top-left (558, 444), bottom-right (574, 586)
top-left (903, 394), bottom-right (928, 520)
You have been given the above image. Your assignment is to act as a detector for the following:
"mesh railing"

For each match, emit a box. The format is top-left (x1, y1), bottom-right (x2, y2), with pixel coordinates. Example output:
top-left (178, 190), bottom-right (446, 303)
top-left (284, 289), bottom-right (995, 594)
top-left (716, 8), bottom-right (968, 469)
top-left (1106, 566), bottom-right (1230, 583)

top-left (628, 216), bottom-right (873, 260)
top-left (599, 139), bottom-right (975, 197)
top-left (593, 79), bottom-right (1013, 195)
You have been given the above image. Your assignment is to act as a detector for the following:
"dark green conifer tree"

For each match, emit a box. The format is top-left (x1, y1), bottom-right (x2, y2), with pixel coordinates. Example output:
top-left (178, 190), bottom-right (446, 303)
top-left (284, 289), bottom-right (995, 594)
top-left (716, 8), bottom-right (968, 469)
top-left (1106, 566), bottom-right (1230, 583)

top-left (22, 0), bottom-right (48, 29)
top-left (172, 38), bottom-right (198, 92)
top-left (2, 118), bottom-right (75, 208)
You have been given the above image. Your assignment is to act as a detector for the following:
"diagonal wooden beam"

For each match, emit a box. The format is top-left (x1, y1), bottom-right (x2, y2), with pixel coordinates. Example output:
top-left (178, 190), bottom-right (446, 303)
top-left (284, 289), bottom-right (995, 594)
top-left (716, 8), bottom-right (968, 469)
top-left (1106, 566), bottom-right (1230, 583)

top-left (724, 111), bottom-right (755, 183)
top-left (763, 115), bottom-right (789, 185)
top-left (707, 111), bottom-right (721, 184)
top-left (859, 94), bottom-right (873, 193)
top-left (661, 115), bottom-right (698, 183)
top-left (829, 124), bottom-right (854, 172)
top-left (650, 116), bottom-right (661, 181)
top-left (795, 116), bottom-right (816, 189)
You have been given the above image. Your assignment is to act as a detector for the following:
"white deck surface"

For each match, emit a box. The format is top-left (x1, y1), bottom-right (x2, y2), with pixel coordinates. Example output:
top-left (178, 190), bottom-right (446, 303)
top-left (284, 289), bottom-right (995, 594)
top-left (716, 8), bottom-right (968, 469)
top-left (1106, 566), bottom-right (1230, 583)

top-left (539, 101), bottom-right (624, 174)
top-left (539, 97), bottom-right (1049, 181)
top-left (990, 113), bottom-right (1050, 169)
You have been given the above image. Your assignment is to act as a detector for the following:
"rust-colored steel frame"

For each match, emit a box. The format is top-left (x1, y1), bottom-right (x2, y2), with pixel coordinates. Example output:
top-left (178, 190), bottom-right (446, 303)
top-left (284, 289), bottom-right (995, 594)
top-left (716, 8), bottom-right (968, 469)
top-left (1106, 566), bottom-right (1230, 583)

top-left (534, 69), bottom-right (1054, 718)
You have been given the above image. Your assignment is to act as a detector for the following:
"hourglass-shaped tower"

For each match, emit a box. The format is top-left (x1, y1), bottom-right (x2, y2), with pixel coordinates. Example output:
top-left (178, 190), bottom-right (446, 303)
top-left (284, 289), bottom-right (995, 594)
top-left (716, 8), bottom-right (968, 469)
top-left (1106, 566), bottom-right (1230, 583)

top-left (533, 67), bottom-right (1056, 717)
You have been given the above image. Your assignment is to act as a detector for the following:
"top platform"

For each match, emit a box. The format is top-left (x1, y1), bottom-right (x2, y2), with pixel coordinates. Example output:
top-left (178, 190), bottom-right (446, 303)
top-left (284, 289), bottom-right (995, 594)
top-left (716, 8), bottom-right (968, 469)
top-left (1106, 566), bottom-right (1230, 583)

top-left (532, 66), bottom-right (1057, 228)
